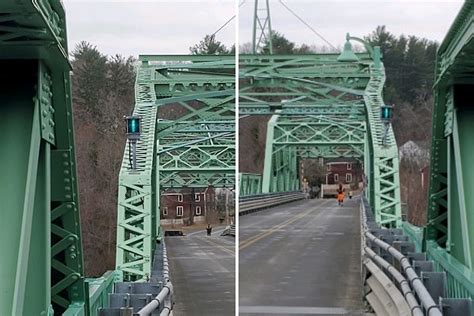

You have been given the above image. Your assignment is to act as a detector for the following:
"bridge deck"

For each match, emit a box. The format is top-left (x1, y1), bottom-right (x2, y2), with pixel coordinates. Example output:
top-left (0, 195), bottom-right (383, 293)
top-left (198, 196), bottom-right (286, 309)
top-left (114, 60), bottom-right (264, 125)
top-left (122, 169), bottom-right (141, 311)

top-left (166, 229), bottom-right (235, 315)
top-left (239, 197), bottom-right (365, 315)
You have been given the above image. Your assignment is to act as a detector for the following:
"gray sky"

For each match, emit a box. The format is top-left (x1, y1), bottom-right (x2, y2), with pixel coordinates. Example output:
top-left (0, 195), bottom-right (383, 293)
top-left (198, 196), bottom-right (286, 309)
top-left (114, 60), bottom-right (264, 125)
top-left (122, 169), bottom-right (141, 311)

top-left (240, 0), bottom-right (464, 49)
top-left (64, 0), bottom-right (236, 57)
top-left (64, 0), bottom-right (465, 57)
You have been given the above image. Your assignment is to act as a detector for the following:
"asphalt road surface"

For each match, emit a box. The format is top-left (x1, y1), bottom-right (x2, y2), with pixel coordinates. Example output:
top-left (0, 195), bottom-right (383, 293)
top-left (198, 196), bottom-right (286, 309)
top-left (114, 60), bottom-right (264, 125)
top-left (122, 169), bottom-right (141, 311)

top-left (166, 228), bottom-right (235, 315)
top-left (239, 197), bottom-right (365, 315)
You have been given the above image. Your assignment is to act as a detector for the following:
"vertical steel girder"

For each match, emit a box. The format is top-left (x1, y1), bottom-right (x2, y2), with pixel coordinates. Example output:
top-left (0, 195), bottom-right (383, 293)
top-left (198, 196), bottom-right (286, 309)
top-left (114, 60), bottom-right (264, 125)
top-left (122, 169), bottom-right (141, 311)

top-left (252, 0), bottom-right (273, 54)
top-left (426, 1), bottom-right (474, 270)
top-left (1, 1), bottom-right (86, 314)
top-left (239, 173), bottom-right (263, 195)
top-left (240, 52), bottom-right (402, 226)
top-left (116, 55), bottom-right (235, 281)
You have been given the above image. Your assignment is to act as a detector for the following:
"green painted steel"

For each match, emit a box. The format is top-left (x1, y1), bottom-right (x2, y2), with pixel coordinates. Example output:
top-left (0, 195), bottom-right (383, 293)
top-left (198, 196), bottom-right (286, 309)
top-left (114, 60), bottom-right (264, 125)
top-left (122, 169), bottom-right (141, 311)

top-left (401, 222), bottom-right (424, 252)
top-left (427, 240), bottom-right (474, 299)
top-left (0, 0), bottom-right (90, 314)
top-left (424, 0), bottom-right (474, 297)
top-left (252, 0), bottom-right (273, 54)
top-left (240, 173), bottom-right (263, 195)
top-left (240, 48), bottom-right (402, 226)
top-left (116, 55), bottom-right (235, 281)
top-left (85, 271), bottom-right (121, 316)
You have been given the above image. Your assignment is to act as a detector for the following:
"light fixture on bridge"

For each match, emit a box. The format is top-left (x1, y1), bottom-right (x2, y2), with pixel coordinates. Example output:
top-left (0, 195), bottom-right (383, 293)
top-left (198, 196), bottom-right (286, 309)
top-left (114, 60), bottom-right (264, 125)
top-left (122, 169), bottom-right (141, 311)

top-left (381, 104), bottom-right (394, 123)
top-left (380, 105), bottom-right (394, 146)
top-left (125, 115), bottom-right (142, 170)
top-left (337, 33), bottom-right (359, 63)
top-left (125, 115), bottom-right (141, 139)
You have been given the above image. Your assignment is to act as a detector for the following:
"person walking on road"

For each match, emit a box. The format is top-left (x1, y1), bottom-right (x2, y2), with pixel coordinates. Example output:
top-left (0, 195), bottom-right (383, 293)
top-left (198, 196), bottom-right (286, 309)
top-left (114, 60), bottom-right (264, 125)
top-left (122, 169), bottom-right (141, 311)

top-left (349, 191), bottom-right (353, 199)
top-left (336, 184), bottom-right (345, 206)
top-left (206, 224), bottom-right (212, 236)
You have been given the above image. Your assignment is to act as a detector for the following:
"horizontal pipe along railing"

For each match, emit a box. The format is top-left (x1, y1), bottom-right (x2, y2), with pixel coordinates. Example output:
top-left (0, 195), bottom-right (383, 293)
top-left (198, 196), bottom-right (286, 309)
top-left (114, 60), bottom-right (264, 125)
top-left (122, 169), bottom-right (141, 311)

top-left (138, 243), bottom-right (173, 316)
top-left (361, 197), bottom-right (442, 316)
top-left (363, 247), bottom-right (422, 315)
top-left (239, 191), bottom-right (305, 215)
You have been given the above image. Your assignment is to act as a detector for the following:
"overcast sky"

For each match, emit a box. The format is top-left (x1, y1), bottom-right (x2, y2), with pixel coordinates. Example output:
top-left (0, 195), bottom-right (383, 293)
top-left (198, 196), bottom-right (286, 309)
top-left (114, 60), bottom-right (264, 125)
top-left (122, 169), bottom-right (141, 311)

top-left (64, 0), bottom-right (464, 57)
top-left (240, 0), bottom-right (464, 49)
top-left (64, 0), bottom-right (236, 57)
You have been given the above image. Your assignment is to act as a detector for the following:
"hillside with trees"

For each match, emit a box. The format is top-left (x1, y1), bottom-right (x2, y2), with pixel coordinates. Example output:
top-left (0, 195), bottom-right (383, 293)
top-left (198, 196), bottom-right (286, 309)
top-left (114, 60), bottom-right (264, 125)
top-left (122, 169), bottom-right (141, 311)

top-left (71, 42), bottom-right (135, 276)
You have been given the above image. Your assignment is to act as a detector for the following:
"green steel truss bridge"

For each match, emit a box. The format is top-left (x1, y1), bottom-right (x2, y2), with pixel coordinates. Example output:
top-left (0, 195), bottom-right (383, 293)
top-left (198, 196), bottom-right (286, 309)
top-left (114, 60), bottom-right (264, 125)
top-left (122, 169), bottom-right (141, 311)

top-left (240, 49), bottom-right (402, 227)
top-left (116, 55), bottom-right (235, 282)
top-left (239, 0), bottom-right (474, 312)
top-left (1, 0), bottom-right (474, 314)
top-left (0, 0), bottom-right (235, 314)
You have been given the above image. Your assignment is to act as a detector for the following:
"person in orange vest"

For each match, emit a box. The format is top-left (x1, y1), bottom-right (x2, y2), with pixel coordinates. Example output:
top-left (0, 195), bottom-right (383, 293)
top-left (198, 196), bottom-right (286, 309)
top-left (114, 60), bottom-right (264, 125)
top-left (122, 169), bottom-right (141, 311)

top-left (337, 184), bottom-right (345, 206)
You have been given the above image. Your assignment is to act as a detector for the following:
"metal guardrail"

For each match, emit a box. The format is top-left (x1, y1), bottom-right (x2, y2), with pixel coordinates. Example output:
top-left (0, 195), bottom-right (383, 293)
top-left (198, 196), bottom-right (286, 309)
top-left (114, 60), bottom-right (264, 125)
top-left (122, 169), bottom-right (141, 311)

top-left (401, 221), bottom-right (424, 252)
top-left (86, 271), bottom-right (121, 316)
top-left (239, 191), bottom-right (305, 215)
top-left (239, 192), bottom-right (305, 213)
top-left (361, 197), bottom-right (443, 315)
top-left (138, 243), bottom-right (174, 316)
top-left (221, 224), bottom-right (236, 237)
top-left (426, 240), bottom-right (474, 299)
top-left (97, 242), bottom-right (174, 315)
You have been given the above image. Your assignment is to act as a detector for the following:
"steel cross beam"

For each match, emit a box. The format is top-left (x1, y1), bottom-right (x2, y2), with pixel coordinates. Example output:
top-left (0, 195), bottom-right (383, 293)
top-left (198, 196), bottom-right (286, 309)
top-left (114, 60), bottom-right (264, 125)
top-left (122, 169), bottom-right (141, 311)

top-left (240, 49), bottom-right (402, 227)
top-left (425, 1), bottom-right (474, 275)
top-left (116, 55), bottom-right (235, 281)
top-left (0, 0), bottom-right (87, 314)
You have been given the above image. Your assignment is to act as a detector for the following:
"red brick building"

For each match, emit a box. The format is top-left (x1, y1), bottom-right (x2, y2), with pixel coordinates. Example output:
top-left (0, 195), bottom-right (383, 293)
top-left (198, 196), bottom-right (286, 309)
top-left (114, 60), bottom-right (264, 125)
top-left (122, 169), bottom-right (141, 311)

top-left (160, 187), bottom-right (216, 226)
top-left (325, 160), bottom-right (362, 186)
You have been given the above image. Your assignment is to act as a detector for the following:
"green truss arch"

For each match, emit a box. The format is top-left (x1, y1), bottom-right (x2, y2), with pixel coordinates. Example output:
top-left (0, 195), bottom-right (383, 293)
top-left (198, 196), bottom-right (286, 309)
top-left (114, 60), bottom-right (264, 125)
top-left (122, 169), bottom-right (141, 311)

top-left (240, 44), bottom-right (402, 227)
top-left (115, 55), bottom-right (236, 281)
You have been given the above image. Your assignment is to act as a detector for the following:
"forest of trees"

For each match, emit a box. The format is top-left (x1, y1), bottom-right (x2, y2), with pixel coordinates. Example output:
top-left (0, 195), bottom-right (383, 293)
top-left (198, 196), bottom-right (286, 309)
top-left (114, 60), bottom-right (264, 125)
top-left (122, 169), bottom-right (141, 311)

top-left (73, 26), bottom-right (437, 275)
top-left (71, 42), bottom-right (135, 276)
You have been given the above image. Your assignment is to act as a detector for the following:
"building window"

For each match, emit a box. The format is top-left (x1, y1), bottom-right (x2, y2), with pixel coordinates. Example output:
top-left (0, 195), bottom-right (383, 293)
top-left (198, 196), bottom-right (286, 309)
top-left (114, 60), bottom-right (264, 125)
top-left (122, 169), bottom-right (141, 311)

top-left (195, 193), bottom-right (200, 202)
top-left (163, 207), bottom-right (168, 216)
top-left (346, 173), bottom-right (352, 183)
top-left (195, 206), bottom-right (202, 216)
top-left (334, 173), bottom-right (339, 182)
top-left (327, 164), bottom-right (331, 171)
top-left (347, 163), bottom-right (352, 170)
top-left (176, 206), bottom-right (183, 217)
top-left (177, 194), bottom-right (183, 202)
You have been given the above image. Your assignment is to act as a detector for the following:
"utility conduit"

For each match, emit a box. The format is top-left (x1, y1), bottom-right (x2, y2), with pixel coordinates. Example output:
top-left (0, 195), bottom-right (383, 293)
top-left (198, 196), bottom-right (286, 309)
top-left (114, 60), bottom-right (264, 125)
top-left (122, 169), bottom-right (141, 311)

top-left (363, 247), bottom-right (423, 316)
top-left (365, 231), bottom-right (442, 316)
top-left (138, 243), bottom-right (174, 316)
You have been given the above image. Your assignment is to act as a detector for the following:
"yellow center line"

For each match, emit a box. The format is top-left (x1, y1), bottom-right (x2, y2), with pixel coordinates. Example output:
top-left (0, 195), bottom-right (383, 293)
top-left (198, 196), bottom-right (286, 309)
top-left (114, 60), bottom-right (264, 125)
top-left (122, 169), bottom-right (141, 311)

top-left (198, 236), bottom-right (235, 256)
top-left (239, 201), bottom-right (329, 251)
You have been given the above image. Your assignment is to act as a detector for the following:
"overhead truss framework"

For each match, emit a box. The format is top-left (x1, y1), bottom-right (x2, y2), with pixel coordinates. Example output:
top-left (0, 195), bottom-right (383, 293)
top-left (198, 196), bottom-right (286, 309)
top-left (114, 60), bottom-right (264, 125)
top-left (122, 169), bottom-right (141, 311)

top-left (240, 51), bottom-right (402, 226)
top-left (425, 1), bottom-right (474, 269)
top-left (116, 55), bottom-right (235, 281)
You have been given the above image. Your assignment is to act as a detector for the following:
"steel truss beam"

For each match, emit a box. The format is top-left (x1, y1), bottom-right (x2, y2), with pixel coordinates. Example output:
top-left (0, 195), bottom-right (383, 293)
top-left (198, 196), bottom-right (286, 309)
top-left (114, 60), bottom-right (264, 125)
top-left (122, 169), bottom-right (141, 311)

top-left (426, 1), bottom-right (474, 270)
top-left (240, 173), bottom-right (263, 196)
top-left (1, 1), bottom-right (86, 314)
top-left (116, 55), bottom-right (235, 281)
top-left (240, 51), bottom-right (401, 226)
